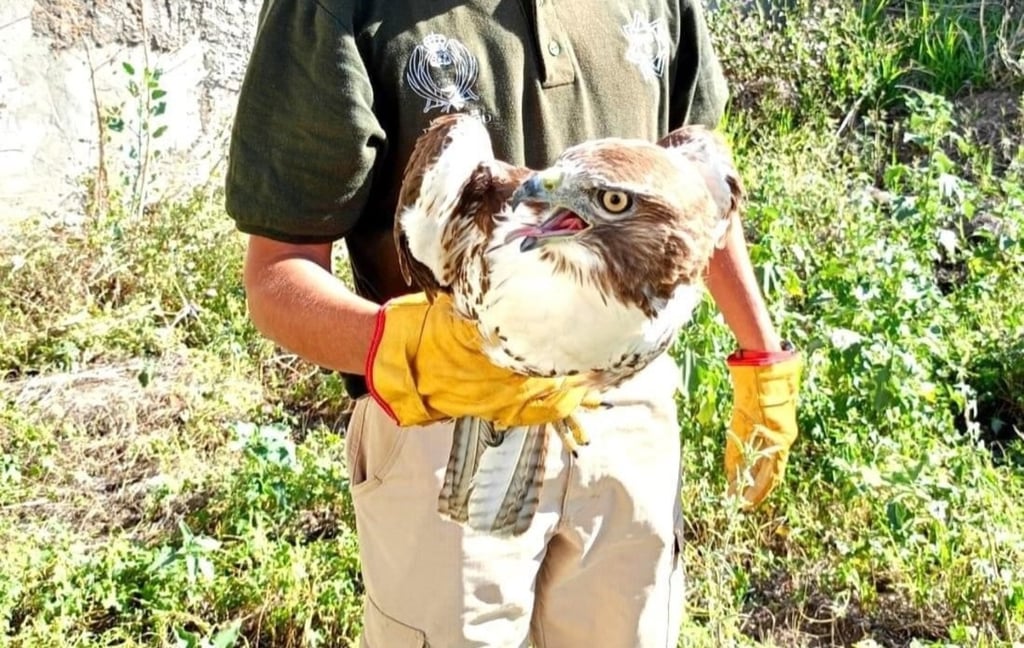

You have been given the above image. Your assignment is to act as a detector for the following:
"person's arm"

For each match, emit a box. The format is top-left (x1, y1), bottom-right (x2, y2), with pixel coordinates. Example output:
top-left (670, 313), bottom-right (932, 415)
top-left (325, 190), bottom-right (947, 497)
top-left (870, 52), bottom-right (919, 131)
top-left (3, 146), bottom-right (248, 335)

top-left (705, 212), bottom-right (783, 352)
top-left (224, 2), bottom-right (385, 374)
top-left (243, 235), bottom-right (378, 374)
top-left (670, 0), bottom-right (801, 507)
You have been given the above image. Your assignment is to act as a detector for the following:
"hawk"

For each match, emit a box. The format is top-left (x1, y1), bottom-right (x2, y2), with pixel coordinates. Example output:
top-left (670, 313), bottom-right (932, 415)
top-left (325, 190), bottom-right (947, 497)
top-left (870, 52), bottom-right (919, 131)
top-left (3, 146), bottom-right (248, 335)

top-left (394, 113), bottom-right (743, 534)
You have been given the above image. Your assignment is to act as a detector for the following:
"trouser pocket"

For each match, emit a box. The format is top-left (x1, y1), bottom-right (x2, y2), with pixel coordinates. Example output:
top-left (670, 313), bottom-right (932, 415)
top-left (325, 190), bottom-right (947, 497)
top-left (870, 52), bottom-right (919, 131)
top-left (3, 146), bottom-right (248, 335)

top-left (345, 398), bottom-right (371, 487)
top-left (345, 397), bottom-right (410, 498)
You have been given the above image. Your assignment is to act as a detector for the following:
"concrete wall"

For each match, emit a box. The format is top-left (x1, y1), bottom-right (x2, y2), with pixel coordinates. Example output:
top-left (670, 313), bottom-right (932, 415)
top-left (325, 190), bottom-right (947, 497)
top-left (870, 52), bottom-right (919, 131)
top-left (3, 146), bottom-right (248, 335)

top-left (0, 0), bottom-right (789, 224)
top-left (0, 0), bottom-right (261, 221)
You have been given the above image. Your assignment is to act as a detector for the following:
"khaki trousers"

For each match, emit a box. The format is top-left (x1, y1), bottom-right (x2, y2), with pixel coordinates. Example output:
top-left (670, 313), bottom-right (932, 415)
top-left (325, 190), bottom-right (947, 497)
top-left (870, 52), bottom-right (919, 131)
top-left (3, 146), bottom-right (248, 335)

top-left (345, 354), bottom-right (686, 648)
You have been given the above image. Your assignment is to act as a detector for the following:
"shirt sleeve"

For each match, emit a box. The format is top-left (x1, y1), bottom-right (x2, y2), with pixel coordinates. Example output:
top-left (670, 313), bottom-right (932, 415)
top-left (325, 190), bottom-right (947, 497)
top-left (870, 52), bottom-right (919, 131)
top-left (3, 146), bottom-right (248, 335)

top-left (225, 0), bottom-right (386, 243)
top-left (670, 0), bottom-right (730, 129)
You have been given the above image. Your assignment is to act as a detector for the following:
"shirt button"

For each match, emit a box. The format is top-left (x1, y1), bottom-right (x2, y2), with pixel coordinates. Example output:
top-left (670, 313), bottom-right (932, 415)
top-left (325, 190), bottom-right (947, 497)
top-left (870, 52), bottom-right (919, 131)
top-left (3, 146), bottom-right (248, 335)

top-left (548, 40), bottom-right (561, 56)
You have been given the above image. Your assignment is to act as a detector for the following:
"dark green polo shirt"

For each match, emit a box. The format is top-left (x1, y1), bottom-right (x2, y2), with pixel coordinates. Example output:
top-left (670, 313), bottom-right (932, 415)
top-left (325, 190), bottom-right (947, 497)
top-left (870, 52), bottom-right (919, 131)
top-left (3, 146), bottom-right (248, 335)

top-left (226, 0), bottom-right (729, 302)
top-left (225, 0), bottom-right (729, 398)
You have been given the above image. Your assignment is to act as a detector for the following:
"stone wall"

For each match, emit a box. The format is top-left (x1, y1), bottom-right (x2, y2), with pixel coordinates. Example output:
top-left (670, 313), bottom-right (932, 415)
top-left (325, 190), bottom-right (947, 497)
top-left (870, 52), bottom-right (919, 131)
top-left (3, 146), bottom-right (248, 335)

top-left (0, 0), bottom-right (261, 221)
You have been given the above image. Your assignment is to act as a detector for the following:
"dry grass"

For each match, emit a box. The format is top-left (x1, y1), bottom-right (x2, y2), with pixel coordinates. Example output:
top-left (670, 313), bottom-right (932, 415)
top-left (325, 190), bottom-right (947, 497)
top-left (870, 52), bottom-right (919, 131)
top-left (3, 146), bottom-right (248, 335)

top-left (0, 350), bottom-right (263, 543)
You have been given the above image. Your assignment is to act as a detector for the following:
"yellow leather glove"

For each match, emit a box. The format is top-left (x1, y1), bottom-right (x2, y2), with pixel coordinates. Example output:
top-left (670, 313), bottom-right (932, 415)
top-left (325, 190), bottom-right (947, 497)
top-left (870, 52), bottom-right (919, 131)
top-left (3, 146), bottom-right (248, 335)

top-left (365, 292), bottom-right (592, 428)
top-left (724, 347), bottom-right (802, 507)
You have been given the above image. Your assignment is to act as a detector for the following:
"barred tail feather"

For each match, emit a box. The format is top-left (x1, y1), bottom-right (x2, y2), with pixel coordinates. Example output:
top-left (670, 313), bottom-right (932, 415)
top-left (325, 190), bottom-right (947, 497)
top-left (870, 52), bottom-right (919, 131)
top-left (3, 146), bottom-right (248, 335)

top-left (438, 419), bottom-right (547, 537)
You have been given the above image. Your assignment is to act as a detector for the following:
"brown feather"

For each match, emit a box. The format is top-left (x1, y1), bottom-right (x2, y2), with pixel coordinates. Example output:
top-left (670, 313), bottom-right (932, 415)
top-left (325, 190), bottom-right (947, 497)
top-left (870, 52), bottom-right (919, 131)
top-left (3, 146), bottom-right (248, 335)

top-left (393, 114), bottom-right (471, 300)
top-left (393, 115), bottom-right (534, 306)
top-left (551, 135), bottom-right (733, 320)
top-left (392, 117), bottom-right (746, 388)
top-left (658, 123), bottom-right (745, 225)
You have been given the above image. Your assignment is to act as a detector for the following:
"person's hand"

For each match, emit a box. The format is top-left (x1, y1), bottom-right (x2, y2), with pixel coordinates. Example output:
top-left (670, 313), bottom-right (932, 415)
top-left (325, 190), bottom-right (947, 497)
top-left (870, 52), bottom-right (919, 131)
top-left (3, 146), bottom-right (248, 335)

top-left (365, 292), bottom-right (594, 428)
top-left (724, 347), bottom-right (802, 507)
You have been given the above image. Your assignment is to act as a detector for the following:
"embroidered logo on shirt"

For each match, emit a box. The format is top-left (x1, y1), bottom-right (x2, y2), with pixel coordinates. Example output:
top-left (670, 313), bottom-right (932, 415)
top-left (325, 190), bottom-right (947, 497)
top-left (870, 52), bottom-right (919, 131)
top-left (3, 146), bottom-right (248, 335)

top-left (622, 12), bottom-right (670, 82)
top-left (406, 33), bottom-right (481, 113)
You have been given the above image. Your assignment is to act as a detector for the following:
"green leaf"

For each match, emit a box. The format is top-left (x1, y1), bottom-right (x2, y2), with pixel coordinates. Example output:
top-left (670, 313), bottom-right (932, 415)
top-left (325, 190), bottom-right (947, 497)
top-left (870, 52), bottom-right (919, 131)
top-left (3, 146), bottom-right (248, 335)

top-left (172, 631), bottom-right (197, 648)
top-left (211, 622), bottom-right (242, 648)
top-left (122, 61), bottom-right (136, 76)
top-left (147, 546), bottom-right (178, 573)
top-left (152, 125), bottom-right (169, 139)
top-left (696, 395), bottom-right (718, 427)
top-left (885, 499), bottom-right (911, 538)
top-left (197, 556), bottom-right (215, 582)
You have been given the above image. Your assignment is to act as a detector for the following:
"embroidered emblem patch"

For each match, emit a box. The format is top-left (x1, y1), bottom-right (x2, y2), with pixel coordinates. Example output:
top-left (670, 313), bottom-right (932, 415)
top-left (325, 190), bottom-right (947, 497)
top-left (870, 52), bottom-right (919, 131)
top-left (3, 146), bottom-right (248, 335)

top-left (622, 12), bottom-right (670, 82)
top-left (405, 33), bottom-right (481, 113)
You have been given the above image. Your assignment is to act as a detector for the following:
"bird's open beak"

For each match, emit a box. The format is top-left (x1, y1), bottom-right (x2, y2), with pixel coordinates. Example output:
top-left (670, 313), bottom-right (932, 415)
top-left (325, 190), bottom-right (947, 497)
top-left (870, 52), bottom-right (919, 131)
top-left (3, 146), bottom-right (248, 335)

top-left (505, 170), bottom-right (590, 252)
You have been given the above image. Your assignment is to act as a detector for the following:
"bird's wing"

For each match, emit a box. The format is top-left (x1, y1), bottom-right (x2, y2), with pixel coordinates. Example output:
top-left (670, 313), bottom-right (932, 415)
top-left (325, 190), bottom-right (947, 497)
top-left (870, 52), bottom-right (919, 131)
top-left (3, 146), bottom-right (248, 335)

top-left (657, 125), bottom-right (744, 245)
top-left (393, 114), bottom-right (497, 301)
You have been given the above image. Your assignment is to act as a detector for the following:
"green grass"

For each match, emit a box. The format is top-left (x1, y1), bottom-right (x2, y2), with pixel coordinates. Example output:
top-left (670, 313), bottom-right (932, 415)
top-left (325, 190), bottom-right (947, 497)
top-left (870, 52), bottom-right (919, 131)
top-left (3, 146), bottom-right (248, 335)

top-left (2, 1), bottom-right (1023, 646)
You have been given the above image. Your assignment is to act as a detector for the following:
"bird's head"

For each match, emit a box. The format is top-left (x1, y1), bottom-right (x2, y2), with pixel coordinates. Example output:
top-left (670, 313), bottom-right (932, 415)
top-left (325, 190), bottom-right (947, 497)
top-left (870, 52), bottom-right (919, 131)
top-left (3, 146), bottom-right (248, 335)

top-left (504, 170), bottom-right (630, 252)
top-left (503, 139), bottom-right (703, 254)
top-left (496, 132), bottom-right (742, 318)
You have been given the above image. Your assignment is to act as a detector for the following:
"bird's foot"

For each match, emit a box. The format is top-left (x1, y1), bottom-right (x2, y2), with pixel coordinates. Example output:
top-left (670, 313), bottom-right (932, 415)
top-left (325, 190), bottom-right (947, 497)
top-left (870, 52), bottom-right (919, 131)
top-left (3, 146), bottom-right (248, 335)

top-left (553, 415), bottom-right (590, 459)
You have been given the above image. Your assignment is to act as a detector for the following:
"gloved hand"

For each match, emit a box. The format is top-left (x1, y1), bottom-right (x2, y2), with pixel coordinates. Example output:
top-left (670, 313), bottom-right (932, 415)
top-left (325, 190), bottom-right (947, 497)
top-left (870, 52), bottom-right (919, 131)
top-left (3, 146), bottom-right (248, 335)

top-left (365, 292), bottom-right (593, 428)
top-left (724, 346), bottom-right (802, 507)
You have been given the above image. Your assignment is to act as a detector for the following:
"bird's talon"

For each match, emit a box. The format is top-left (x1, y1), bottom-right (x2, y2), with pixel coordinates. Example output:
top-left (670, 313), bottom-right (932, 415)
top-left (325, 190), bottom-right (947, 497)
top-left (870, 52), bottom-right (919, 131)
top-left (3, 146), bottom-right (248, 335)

top-left (552, 416), bottom-right (590, 459)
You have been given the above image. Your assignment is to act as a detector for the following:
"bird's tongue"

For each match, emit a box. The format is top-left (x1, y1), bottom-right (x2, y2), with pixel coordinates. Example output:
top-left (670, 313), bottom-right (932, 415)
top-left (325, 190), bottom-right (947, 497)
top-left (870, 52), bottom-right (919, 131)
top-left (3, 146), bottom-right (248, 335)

top-left (505, 210), bottom-right (587, 243)
top-left (545, 210), bottom-right (588, 233)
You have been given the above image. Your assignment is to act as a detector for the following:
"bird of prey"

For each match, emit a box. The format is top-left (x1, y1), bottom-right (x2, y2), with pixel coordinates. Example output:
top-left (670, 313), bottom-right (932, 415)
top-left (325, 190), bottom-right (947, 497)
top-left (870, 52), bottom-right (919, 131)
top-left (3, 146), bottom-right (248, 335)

top-left (394, 113), bottom-right (743, 534)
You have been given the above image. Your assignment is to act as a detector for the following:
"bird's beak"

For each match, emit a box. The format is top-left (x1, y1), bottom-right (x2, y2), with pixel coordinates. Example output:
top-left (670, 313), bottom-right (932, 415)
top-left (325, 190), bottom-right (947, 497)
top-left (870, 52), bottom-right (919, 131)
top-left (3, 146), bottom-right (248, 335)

top-left (510, 169), bottom-right (563, 209)
top-left (505, 169), bottom-right (591, 252)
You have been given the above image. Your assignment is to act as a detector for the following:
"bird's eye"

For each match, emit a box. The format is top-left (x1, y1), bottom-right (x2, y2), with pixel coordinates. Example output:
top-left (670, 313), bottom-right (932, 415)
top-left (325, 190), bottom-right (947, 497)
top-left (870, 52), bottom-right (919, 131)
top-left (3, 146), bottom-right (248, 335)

top-left (598, 190), bottom-right (632, 214)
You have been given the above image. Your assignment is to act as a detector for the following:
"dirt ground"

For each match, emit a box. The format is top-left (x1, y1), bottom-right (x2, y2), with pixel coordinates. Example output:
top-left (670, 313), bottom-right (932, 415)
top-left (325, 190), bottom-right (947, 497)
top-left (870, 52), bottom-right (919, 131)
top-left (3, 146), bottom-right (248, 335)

top-left (953, 89), bottom-right (1024, 169)
top-left (742, 570), bottom-right (951, 647)
top-left (0, 352), bottom-right (261, 541)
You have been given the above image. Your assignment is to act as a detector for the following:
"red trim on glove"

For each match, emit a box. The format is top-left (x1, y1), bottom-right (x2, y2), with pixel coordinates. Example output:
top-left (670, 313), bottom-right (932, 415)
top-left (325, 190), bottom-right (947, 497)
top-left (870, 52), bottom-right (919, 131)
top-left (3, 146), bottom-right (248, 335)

top-left (727, 348), bottom-right (798, 367)
top-left (365, 306), bottom-right (399, 422)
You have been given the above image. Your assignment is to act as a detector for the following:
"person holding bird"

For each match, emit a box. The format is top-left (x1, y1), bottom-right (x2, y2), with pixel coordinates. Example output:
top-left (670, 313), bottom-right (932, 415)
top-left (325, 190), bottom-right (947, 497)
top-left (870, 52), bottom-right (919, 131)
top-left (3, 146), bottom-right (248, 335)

top-left (225, 2), bottom-right (802, 646)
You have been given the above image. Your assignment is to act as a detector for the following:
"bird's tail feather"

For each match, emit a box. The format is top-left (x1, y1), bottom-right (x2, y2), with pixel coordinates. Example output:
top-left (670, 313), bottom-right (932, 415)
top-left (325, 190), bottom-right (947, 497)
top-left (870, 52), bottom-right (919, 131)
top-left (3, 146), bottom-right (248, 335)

top-left (438, 418), bottom-right (548, 537)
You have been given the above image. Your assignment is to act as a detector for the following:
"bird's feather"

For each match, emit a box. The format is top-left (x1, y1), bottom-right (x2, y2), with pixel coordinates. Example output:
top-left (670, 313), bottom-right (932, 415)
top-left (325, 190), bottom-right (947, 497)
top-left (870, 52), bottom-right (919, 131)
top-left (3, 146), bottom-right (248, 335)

top-left (394, 114), bottom-right (494, 299)
top-left (392, 115), bottom-right (746, 385)
top-left (437, 418), bottom-right (548, 537)
top-left (657, 124), bottom-right (743, 246)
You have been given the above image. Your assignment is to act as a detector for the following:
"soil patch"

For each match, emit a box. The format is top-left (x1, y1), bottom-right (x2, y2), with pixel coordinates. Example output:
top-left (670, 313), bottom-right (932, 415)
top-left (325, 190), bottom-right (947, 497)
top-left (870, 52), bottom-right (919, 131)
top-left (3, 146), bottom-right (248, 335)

top-left (742, 570), bottom-right (951, 647)
top-left (953, 89), bottom-right (1023, 170)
